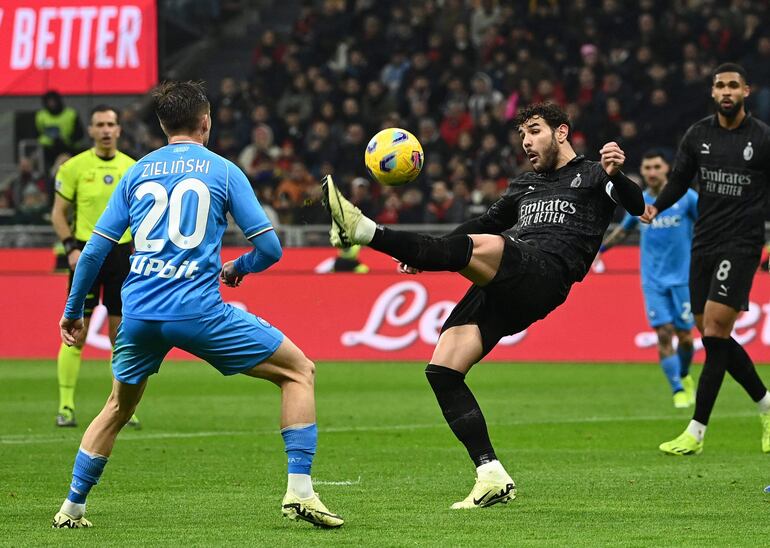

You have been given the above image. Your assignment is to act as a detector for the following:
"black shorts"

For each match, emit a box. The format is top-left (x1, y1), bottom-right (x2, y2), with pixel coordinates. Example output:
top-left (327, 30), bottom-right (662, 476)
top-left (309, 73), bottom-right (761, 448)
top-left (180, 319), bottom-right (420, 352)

top-left (68, 241), bottom-right (131, 317)
top-left (689, 251), bottom-right (759, 315)
top-left (441, 237), bottom-right (572, 358)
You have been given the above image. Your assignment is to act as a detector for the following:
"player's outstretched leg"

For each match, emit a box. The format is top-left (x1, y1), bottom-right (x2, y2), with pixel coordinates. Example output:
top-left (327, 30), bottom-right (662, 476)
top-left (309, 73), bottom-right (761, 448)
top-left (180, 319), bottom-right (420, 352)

top-left (427, 326), bottom-right (515, 509)
top-left (244, 337), bottom-right (343, 528)
top-left (53, 378), bottom-right (146, 528)
top-left (321, 175), bottom-right (475, 273)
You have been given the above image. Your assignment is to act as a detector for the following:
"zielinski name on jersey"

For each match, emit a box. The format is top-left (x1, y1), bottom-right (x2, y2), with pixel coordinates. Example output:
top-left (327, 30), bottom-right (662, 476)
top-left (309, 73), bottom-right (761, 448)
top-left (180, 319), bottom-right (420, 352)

top-left (518, 197), bottom-right (577, 228)
top-left (130, 256), bottom-right (200, 279)
top-left (699, 166), bottom-right (752, 197)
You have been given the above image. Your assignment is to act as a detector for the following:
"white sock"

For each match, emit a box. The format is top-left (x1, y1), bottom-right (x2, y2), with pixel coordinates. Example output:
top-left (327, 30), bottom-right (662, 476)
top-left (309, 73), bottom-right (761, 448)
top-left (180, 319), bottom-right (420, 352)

top-left (686, 420), bottom-right (707, 442)
top-left (757, 391), bottom-right (770, 414)
top-left (287, 473), bottom-right (314, 499)
top-left (476, 460), bottom-right (507, 480)
top-left (60, 499), bottom-right (85, 519)
top-left (353, 216), bottom-right (376, 245)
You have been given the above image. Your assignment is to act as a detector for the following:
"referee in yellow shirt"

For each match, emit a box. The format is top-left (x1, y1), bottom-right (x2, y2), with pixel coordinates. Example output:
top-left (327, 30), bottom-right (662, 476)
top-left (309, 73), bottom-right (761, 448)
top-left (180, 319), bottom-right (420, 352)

top-left (51, 105), bottom-right (139, 428)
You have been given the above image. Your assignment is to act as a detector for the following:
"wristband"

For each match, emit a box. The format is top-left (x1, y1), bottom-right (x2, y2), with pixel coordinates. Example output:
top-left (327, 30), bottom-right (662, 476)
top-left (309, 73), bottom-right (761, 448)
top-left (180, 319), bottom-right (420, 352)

top-left (62, 237), bottom-right (78, 256)
top-left (599, 245), bottom-right (607, 253)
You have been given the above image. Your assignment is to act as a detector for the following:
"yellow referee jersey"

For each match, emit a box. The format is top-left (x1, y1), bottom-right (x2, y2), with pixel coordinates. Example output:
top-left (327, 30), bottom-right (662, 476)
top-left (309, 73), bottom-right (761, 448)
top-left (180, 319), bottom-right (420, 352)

top-left (55, 149), bottom-right (135, 243)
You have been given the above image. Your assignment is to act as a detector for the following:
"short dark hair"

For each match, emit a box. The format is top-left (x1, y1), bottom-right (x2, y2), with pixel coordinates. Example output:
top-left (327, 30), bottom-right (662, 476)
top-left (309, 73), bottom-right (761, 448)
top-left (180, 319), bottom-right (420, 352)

top-left (152, 81), bottom-right (210, 133)
top-left (513, 103), bottom-right (571, 136)
top-left (90, 104), bottom-right (119, 124)
top-left (712, 63), bottom-right (748, 83)
top-left (641, 148), bottom-right (670, 163)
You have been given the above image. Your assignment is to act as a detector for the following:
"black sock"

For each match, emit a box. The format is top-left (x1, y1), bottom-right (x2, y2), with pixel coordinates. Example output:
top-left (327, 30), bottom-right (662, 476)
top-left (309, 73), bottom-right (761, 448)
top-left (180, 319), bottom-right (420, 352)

top-left (425, 364), bottom-right (497, 466)
top-left (725, 338), bottom-right (767, 402)
top-left (369, 227), bottom-right (473, 272)
top-left (693, 337), bottom-right (730, 425)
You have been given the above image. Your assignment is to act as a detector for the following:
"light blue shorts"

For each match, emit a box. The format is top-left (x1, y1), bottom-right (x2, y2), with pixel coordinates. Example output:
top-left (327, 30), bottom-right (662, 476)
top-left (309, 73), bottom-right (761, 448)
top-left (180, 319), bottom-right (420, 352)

top-left (642, 284), bottom-right (694, 330)
top-left (112, 304), bottom-right (285, 384)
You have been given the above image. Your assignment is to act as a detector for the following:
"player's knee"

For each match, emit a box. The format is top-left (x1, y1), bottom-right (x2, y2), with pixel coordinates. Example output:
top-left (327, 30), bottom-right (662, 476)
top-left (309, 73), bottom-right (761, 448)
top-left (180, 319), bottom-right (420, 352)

top-left (293, 356), bottom-right (315, 386)
top-left (677, 330), bottom-right (694, 349)
top-left (656, 325), bottom-right (674, 350)
top-left (104, 393), bottom-right (137, 425)
top-left (703, 317), bottom-right (733, 338)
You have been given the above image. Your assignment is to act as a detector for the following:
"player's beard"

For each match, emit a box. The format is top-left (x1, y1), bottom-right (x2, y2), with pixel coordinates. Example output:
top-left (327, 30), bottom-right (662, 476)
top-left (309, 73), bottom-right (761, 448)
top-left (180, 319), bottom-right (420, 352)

top-left (537, 133), bottom-right (560, 173)
top-left (715, 96), bottom-right (743, 118)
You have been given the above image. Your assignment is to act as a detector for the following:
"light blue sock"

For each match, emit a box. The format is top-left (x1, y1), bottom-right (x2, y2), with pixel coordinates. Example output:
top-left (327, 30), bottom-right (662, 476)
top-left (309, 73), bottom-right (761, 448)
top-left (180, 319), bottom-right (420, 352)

top-left (281, 424), bottom-right (317, 475)
top-left (677, 345), bottom-right (694, 378)
top-left (67, 448), bottom-right (108, 504)
top-left (661, 355), bottom-right (684, 393)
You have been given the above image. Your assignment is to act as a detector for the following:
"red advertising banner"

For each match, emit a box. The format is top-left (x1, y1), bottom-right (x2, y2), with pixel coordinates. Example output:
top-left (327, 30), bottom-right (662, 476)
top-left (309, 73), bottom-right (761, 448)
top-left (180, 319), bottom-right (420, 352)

top-left (1, 247), bottom-right (768, 362)
top-left (0, 0), bottom-right (157, 95)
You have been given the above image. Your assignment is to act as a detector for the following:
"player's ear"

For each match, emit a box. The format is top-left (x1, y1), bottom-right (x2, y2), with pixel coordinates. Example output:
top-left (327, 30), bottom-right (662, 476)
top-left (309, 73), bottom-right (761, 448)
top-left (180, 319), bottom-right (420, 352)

top-left (556, 123), bottom-right (569, 144)
top-left (201, 112), bottom-right (211, 135)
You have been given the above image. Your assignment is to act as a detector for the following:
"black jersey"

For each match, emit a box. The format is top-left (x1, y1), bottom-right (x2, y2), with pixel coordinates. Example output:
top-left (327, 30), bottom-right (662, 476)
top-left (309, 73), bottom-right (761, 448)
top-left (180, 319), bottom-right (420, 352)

top-left (654, 113), bottom-right (770, 255)
top-left (472, 156), bottom-right (617, 282)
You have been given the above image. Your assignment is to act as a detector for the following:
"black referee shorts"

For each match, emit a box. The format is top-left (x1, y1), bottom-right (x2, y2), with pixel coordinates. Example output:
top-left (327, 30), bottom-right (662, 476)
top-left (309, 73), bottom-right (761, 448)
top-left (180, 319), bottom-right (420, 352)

top-left (68, 240), bottom-right (131, 317)
top-left (441, 236), bottom-right (572, 358)
top-left (690, 250), bottom-right (759, 315)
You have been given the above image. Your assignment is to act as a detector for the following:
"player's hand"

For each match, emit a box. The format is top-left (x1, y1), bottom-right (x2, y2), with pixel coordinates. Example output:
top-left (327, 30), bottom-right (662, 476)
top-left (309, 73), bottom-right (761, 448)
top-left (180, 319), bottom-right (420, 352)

top-left (67, 249), bottom-right (81, 271)
top-left (639, 204), bottom-right (658, 224)
top-left (59, 316), bottom-right (85, 346)
top-left (393, 258), bottom-right (421, 275)
top-left (599, 141), bottom-right (625, 176)
top-left (220, 260), bottom-right (245, 287)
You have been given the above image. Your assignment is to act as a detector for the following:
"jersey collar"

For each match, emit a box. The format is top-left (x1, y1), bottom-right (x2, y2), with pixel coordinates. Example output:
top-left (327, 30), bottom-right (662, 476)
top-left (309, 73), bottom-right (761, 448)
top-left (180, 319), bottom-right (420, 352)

top-left (711, 111), bottom-right (752, 130)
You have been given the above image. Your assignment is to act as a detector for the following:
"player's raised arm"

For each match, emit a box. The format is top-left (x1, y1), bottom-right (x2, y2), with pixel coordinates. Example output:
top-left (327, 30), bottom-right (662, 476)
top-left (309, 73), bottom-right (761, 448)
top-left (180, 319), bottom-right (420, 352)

top-left (223, 162), bottom-right (282, 286)
top-left (600, 142), bottom-right (645, 216)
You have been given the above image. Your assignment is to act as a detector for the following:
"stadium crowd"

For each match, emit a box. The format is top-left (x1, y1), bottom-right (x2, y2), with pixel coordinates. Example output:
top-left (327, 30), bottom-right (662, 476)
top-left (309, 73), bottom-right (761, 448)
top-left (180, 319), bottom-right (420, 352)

top-left (3, 0), bottom-right (769, 227)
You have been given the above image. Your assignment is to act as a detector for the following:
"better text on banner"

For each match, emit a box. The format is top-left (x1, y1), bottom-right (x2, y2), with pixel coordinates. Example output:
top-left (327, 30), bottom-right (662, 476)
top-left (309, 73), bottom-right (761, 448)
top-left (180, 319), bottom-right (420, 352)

top-left (0, 0), bottom-right (157, 95)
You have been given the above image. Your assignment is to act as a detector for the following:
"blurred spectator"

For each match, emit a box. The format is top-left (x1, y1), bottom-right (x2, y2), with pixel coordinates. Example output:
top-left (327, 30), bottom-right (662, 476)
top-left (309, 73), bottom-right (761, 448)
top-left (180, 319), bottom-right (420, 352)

top-left (743, 35), bottom-right (770, 122)
top-left (468, 73), bottom-right (504, 122)
top-left (440, 101), bottom-right (474, 148)
top-left (424, 180), bottom-right (466, 223)
top-left (238, 124), bottom-right (279, 186)
top-left (349, 177), bottom-right (377, 218)
top-left (119, 105), bottom-right (151, 159)
top-left (35, 91), bottom-right (84, 168)
top-left (3, 157), bottom-right (48, 211)
top-left (398, 188), bottom-right (426, 224)
top-left (375, 191), bottom-right (402, 225)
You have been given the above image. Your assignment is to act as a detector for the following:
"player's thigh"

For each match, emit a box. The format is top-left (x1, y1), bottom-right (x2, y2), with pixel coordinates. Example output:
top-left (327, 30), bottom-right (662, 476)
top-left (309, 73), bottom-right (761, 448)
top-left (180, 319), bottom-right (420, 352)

top-left (669, 285), bottom-right (694, 331)
top-left (642, 285), bottom-right (674, 328)
top-left (111, 318), bottom-right (171, 385)
top-left (431, 325), bottom-right (485, 375)
top-left (704, 252), bottom-right (758, 314)
top-left (242, 336), bottom-right (313, 385)
top-left (174, 305), bottom-right (285, 378)
top-left (460, 234), bottom-right (505, 286)
top-left (702, 300), bottom-right (740, 338)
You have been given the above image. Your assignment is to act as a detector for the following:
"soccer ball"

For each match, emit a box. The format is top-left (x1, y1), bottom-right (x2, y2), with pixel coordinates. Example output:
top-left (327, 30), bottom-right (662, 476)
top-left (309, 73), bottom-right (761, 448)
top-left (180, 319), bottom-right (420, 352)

top-left (364, 128), bottom-right (424, 186)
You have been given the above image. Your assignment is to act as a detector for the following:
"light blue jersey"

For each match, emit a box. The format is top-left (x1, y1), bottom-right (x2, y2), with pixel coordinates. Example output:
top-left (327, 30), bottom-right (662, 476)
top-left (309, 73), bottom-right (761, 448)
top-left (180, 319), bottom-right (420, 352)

top-left (622, 188), bottom-right (698, 288)
top-left (93, 141), bottom-right (272, 320)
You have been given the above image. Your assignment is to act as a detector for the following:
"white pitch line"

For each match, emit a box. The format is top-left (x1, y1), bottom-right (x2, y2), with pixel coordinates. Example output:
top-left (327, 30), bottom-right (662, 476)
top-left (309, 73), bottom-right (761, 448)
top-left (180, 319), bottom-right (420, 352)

top-left (313, 476), bottom-right (362, 486)
top-left (0, 412), bottom-right (758, 445)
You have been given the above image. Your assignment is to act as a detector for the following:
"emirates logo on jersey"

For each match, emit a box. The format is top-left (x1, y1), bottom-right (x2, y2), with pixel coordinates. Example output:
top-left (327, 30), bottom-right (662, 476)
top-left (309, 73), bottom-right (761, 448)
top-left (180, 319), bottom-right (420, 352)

top-left (743, 141), bottom-right (753, 161)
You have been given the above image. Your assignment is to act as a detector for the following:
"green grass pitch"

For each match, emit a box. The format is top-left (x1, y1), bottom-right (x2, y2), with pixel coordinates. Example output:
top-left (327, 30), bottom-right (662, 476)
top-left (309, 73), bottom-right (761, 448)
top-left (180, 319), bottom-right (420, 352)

top-left (1, 359), bottom-right (768, 546)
